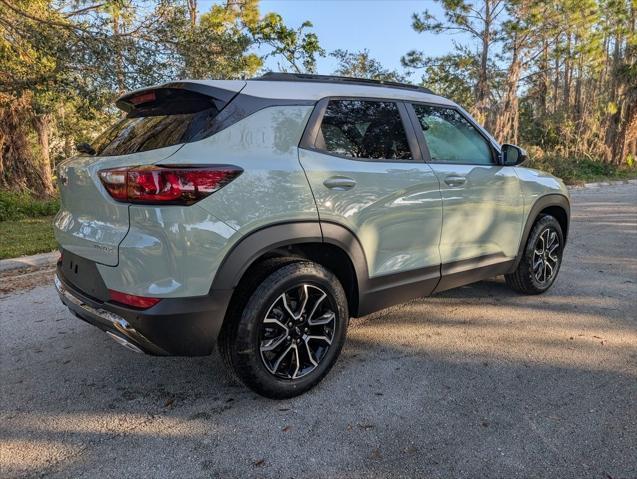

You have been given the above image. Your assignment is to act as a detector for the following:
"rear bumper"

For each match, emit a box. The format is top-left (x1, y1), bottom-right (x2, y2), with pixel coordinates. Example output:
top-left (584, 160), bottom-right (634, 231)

top-left (55, 269), bottom-right (233, 356)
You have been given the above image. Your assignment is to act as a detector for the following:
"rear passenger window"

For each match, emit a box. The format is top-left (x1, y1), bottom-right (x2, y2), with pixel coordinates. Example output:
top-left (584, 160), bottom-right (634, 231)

top-left (412, 104), bottom-right (493, 164)
top-left (315, 100), bottom-right (412, 160)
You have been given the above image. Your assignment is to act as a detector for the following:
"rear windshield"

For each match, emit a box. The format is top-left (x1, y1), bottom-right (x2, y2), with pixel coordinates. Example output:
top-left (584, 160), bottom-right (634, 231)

top-left (92, 88), bottom-right (227, 156)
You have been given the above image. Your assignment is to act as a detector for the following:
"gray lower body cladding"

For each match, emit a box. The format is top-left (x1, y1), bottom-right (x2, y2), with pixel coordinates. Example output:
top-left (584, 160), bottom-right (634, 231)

top-left (55, 258), bottom-right (232, 356)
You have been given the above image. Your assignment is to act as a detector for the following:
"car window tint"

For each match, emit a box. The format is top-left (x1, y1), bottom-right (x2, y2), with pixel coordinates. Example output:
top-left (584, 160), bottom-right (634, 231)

top-left (316, 100), bottom-right (412, 160)
top-left (412, 104), bottom-right (493, 164)
top-left (92, 89), bottom-right (223, 156)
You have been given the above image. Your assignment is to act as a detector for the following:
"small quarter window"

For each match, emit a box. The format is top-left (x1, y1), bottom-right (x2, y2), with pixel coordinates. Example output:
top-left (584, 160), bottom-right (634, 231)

top-left (315, 100), bottom-right (412, 160)
top-left (412, 104), bottom-right (493, 164)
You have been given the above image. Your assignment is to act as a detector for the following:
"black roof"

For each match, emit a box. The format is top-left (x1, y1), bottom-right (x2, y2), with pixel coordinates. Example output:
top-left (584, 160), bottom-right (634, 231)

top-left (254, 72), bottom-right (434, 95)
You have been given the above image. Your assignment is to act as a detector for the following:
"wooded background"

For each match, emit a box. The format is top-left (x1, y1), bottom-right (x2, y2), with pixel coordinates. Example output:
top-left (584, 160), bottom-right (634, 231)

top-left (1, 0), bottom-right (635, 198)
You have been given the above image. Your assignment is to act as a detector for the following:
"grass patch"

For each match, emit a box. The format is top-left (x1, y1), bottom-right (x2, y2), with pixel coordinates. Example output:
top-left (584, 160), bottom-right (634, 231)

top-left (527, 156), bottom-right (637, 185)
top-left (0, 216), bottom-right (57, 259)
top-left (0, 191), bottom-right (60, 222)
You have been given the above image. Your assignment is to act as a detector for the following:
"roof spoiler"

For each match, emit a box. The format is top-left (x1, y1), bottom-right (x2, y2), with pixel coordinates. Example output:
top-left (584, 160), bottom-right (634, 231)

top-left (115, 81), bottom-right (246, 113)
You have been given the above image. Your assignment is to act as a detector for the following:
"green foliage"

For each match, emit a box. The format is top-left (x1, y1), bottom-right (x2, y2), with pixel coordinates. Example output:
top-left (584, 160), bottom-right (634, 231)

top-left (403, 52), bottom-right (478, 108)
top-left (0, 191), bottom-right (59, 222)
top-left (170, 0), bottom-right (263, 79)
top-left (0, 216), bottom-right (57, 259)
top-left (406, 0), bottom-right (636, 164)
top-left (0, 0), bottom-right (324, 198)
top-left (331, 49), bottom-right (406, 81)
top-left (527, 155), bottom-right (637, 185)
top-left (253, 13), bottom-right (325, 73)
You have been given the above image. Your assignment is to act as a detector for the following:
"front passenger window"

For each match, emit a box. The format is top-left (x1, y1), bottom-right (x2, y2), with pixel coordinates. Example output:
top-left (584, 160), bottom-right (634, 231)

top-left (315, 100), bottom-right (412, 160)
top-left (412, 104), bottom-right (493, 164)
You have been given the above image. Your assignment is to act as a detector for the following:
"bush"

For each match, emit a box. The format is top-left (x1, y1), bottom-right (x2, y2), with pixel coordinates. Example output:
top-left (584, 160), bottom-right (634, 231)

top-left (0, 191), bottom-right (60, 222)
top-left (526, 155), bottom-right (637, 185)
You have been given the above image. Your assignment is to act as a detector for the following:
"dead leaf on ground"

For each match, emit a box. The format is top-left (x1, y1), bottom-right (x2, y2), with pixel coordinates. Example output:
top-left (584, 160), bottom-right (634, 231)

top-left (370, 448), bottom-right (382, 459)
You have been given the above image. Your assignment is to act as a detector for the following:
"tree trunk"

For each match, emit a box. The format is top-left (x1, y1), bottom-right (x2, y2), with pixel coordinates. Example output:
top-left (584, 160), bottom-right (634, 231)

top-left (553, 42), bottom-right (560, 114)
top-left (563, 33), bottom-right (571, 112)
top-left (112, 11), bottom-right (126, 94)
top-left (604, 33), bottom-right (624, 163)
top-left (473, 0), bottom-right (492, 125)
top-left (188, 0), bottom-right (197, 27)
top-left (539, 39), bottom-right (549, 119)
top-left (494, 35), bottom-right (521, 144)
top-left (32, 114), bottom-right (55, 197)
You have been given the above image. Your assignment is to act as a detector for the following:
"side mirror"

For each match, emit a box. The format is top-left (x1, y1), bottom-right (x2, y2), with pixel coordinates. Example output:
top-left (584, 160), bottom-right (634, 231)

top-left (76, 142), bottom-right (96, 156)
top-left (501, 144), bottom-right (528, 166)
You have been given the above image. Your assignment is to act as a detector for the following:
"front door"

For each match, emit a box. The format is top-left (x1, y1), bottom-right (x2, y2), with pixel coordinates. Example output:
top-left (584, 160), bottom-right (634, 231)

top-left (299, 98), bottom-right (442, 283)
top-left (407, 103), bottom-right (524, 279)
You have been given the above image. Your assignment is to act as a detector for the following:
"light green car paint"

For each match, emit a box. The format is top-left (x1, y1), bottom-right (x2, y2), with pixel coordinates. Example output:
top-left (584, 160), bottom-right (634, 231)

top-left (299, 149), bottom-right (443, 276)
top-left (169, 105), bottom-right (318, 232)
top-left (515, 166), bottom-right (570, 218)
top-left (98, 204), bottom-right (235, 298)
top-left (96, 105), bottom-right (316, 298)
top-left (427, 163), bottom-right (524, 264)
top-left (54, 145), bottom-right (183, 266)
top-left (54, 78), bottom-right (569, 300)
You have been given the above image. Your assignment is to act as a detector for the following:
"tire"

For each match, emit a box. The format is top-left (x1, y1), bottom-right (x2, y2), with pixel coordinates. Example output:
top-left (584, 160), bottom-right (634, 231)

top-left (219, 261), bottom-right (348, 399)
top-left (505, 215), bottom-right (564, 294)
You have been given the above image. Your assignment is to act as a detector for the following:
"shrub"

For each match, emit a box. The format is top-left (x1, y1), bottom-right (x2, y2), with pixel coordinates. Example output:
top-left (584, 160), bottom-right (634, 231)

top-left (525, 155), bottom-right (636, 185)
top-left (0, 191), bottom-right (60, 222)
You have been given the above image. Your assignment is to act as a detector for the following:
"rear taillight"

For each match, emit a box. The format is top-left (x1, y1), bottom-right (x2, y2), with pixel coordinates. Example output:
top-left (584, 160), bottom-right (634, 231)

top-left (98, 165), bottom-right (242, 205)
top-left (108, 289), bottom-right (161, 309)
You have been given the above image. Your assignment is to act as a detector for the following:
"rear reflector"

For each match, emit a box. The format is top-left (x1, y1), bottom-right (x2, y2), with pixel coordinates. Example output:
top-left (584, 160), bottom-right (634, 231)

top-left (108, 289), bottom-right (161, 309)
top-left (98, 165), bottom-right (242, 205)
top-left (129, 91), bottom-right (156, 105)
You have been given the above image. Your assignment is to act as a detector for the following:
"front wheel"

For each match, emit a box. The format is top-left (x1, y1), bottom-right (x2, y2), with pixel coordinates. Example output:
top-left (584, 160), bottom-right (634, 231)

top-left (505, 215), bottom-right (564, 294)
top-left (219, 261), bottom-right (348, 398)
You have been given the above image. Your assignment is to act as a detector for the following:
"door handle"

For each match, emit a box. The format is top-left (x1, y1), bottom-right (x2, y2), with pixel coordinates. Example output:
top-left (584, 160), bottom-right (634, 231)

top-left (444, 175), bottom-right (466, 187)
top-left (323, 176), bottom-right (356, 190)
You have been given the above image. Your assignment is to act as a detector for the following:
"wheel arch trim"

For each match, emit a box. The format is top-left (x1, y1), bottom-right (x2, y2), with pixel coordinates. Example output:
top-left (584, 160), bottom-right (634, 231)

top-left (512, 193), bottom-right (570, 271)
top-left (210, 221), bottom-right (369, 295)
top-left (209, 220), bottom-right (440, 317)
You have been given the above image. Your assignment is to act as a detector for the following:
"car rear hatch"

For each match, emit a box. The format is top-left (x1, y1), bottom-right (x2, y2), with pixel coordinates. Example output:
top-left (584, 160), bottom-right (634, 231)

top-left (54, 80), bottom-right (246, 266)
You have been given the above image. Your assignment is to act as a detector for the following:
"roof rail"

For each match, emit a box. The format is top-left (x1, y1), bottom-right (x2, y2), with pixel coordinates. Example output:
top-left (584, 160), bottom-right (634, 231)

top-left (253, 72), bottom-right (435, 95)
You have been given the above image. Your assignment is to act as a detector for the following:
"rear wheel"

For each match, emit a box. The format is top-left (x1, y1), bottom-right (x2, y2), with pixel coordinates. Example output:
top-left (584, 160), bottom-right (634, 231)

top-left (219, 261), bottom-right (348, 398)
top-left (505, 215), bottom-right (564, 294)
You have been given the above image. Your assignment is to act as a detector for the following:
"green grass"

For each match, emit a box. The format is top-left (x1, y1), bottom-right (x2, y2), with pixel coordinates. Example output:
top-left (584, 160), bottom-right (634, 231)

top-left (527, 156), bottom-right (637, 185)
top-left (0, 191), bottom-right (59, 222)
top-left (0, 216), bottom-right (57, 259)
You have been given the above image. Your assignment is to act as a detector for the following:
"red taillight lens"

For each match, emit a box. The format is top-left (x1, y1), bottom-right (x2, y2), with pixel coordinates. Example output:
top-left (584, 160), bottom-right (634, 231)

top-left (98, 165), bottom-right (242, 205)
top-left (129, 91), bottom-right (156, 105)
top-left (108, 289), bottom-right (161, 309)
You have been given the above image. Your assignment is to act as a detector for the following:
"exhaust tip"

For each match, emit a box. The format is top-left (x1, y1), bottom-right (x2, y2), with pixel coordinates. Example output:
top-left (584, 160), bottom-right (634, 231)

top-left (105, 331), bottom-right (144, 354)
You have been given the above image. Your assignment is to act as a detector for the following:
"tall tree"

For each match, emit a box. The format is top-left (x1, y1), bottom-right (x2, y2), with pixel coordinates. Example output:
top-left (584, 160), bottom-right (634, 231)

top-left (0, 0), bottom-right (324, 196)
top-left (331, 49), bottom-right (406, 81)
top-left (408, 0), bottom-right (507, 125)
top-left (252, 14), bottom-right (324, 73)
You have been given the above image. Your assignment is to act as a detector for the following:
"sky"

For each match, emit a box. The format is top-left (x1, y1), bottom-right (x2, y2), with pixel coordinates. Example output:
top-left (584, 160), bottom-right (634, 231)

top-left (199, 0), bottom-right (474, 79)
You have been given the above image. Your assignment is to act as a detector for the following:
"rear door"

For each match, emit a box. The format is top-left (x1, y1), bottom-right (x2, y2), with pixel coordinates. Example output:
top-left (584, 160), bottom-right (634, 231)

top-left (299, 97), bottom-right (442, 282)
top-left (54, 82), bottom-right (245, 266)
top-left (406, 102), bottom-right (524, 272)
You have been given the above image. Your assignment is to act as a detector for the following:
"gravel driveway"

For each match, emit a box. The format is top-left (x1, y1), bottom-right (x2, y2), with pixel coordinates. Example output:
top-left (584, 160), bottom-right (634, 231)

top-left (1, 183), bottom-right (636, 479)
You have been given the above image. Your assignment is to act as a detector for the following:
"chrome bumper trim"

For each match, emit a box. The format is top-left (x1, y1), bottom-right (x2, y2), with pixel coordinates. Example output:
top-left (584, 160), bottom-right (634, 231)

top-left (55, 274), bottom-right (154, 354)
